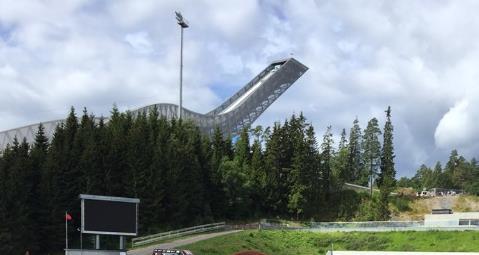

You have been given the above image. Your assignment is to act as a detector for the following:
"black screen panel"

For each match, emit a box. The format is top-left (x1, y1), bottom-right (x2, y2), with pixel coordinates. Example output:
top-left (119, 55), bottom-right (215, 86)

top-left (83, 199), bottom-right (137, 234)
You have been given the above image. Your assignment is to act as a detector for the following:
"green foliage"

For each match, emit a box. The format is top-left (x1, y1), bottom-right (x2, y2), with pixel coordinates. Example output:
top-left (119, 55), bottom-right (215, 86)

top-left (361, 118), bottom-right (382, 188)
top-left (0, 108), bottom-right (399, 253)
top-left (320, 126), bottom-right (334, 200)
top-left (347, 118), bottom-right (363, 183)
top-left (181, 230), bottom-right (479, 255)
top-left (390, 196), bottom-right (412, 212)
top-left (332, 128), bottom-right (349, 187)
top-left (355, 196), bottom-right (382, 221)
top-left (378, 106), bottom-right (396, 220)
top-left (400, 152), bottom-right (479, 194)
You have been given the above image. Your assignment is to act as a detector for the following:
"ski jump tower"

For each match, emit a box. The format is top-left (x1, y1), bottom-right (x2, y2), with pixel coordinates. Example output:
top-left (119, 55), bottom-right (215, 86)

top-left (0, 58), bottom-right (308, 150)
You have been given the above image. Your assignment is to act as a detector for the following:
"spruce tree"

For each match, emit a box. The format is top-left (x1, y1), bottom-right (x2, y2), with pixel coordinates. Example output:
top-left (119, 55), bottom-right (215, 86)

top-left (126, 112), bottom-right (154, 232)
top-left (42, 124), bottom-right (68, 251)
top-left (209, 127), bottom-right (227, 219)
top-left (443, 150), bottom-right (459, 188)
top-left (320, 126), bottom-right (334, 200)
top-left (250, 132), bottom-right (266, 216)
top-left (29, 124), bottom-right (50, 253)
top-left (347, 118), bottom-right (362, 183)
top-left (104, 106), bottom-right (130, 196)
top-left (62, 107), bottom-right (82, 234)
top-left (433, 161), bottom-right (443, 188)
top-left (362, 118), bottom-right (382, 194)
top-left (234, 127), bottom-right (251, 167)
top-left (0, 147), bottom-right (12, 254)
top-left (288, 120), bottom-right (307, 219)
top-left (333, 128), bottom-right (349, 186)
top-left (264, 123), bottom-right (288, 215)
top-left (378, 106), bottom-right (396, 220)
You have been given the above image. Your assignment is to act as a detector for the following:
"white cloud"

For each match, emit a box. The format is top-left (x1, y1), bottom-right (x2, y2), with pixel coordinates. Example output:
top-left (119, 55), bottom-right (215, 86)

top-left (124, 31), bottom-right (153, 54)
top-left (435, 99), bottom-right (475, 149)
top-left (1, 0), bottom-right (479, 176)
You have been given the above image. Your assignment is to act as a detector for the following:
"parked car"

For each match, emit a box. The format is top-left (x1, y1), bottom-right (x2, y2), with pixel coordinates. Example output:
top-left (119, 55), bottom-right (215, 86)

top-left (152, 249), bottom-right (194, 255)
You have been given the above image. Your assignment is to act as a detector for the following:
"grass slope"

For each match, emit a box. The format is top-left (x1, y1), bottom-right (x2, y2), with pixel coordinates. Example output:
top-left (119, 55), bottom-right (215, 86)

top-left (181, 230), bottom-right (479, 255)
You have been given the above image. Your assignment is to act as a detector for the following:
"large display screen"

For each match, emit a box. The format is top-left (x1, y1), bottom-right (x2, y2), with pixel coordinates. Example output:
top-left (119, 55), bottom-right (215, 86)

top-left (81, 195), bottom-right (139, 236)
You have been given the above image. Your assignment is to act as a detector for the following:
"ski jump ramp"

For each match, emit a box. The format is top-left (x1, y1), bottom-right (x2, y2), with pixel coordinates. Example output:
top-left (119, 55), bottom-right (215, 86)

top-left (0, 58), bottom-right (308, 150)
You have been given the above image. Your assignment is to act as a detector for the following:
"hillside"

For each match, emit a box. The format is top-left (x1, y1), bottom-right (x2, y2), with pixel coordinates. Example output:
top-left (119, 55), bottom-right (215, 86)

top-left (391, 195), bottom-right (479, 220)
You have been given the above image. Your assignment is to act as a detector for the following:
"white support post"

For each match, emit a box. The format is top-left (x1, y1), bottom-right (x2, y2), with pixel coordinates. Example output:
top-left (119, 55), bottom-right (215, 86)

top-left (119, 236), bottom-right (125, 250)
top-left (95, 235), bottom-right (100, 249)
top-left (65, 211), bottom-right (68, 254)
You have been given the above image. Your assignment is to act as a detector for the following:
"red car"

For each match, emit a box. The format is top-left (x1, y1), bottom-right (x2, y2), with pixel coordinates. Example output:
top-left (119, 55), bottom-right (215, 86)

top-left (152, 249), bottom-right (194, 255)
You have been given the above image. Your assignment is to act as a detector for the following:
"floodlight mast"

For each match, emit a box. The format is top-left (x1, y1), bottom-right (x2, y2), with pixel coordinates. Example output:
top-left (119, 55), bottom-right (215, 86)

top-left (176, 11), bottom-right (188, 119)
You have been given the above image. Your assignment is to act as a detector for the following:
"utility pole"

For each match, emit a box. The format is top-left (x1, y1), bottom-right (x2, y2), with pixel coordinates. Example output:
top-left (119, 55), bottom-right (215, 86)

top-left (175, 11), bottom-right (189, 119)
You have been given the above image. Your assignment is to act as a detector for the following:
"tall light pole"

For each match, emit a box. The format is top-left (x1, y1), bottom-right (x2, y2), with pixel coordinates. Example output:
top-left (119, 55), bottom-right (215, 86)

top-left (176, 11), bottom-right (189, 119)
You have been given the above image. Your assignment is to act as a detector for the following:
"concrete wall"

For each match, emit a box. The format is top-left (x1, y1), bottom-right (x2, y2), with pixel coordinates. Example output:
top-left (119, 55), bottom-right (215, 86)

top-left (424, 212), bottom-right (479, 227)
top-left (65, 249), bottom-right (126, 255)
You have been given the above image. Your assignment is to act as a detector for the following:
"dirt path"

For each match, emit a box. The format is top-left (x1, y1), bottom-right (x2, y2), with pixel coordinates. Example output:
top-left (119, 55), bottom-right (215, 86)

top-left (128, 230), bottom-right (242, 255)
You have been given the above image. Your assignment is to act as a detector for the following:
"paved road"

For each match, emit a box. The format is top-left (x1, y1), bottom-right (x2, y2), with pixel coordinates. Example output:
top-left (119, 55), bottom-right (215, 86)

top-left (128, 230), bottom-right (242, 255)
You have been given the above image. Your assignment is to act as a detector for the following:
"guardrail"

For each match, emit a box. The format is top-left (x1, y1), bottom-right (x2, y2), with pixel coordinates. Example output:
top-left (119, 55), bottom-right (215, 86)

top-left (131, 222), bottom-right (226, 247)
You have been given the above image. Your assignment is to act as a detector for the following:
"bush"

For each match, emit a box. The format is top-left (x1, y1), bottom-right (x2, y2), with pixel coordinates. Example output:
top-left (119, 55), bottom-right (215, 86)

top-left (390, 196), bottom-right (412, 212)
top-left (354, 197), bottom-right (382, 221)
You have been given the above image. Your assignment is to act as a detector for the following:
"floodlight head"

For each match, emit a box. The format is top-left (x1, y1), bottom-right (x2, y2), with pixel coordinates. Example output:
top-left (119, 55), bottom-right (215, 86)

top-left (175, 11), bottom-right (189, 28)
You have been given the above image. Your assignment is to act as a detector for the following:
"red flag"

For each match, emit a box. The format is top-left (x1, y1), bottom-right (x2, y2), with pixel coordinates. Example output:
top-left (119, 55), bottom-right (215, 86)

top-left (65, 213), bottom-right (72, 221)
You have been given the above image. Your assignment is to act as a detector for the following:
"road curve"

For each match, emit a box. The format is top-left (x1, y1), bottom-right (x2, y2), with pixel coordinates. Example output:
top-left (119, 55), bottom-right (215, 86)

top-left (128, 230), bottom-right (242, 255)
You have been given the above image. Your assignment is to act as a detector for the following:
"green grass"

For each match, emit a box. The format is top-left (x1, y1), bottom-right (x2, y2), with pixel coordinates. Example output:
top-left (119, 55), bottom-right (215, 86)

top-left (180, 230), bottom-right (479, 255)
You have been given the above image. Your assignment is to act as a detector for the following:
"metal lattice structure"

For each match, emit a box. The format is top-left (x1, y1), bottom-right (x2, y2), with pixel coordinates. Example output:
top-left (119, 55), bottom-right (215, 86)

top-left (0, 58), bottom-right (308, 150)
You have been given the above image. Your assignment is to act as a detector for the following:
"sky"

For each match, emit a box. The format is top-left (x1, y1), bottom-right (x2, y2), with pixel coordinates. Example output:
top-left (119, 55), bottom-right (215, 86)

top-left (0, 0), bottom-right (478, 177)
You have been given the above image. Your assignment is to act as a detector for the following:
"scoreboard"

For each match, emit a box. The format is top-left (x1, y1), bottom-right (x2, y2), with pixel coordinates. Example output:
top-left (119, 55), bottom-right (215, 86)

top-left (80, 194), bottom-right (140, 236)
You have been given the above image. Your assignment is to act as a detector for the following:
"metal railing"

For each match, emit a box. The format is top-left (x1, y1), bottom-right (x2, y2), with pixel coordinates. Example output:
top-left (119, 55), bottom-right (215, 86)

top-left (309, 220), bottom-right (424, 229)
top-left (259, 219), bottom-right (479, 232)
top-left (131, 222), bottom-right (226, 247)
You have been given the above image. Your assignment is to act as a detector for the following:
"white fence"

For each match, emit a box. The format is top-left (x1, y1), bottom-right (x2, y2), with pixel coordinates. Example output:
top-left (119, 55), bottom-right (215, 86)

top-left (131, 222), bottom-right (225, 247)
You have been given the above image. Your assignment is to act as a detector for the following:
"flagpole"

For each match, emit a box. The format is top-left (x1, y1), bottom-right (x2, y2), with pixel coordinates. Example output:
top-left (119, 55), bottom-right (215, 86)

top-left (65, 211), bottom-right (68, 253)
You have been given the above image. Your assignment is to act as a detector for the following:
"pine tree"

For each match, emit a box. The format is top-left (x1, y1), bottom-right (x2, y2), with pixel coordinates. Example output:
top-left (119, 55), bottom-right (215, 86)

top-left (377, 106), bottom-right (396, 220)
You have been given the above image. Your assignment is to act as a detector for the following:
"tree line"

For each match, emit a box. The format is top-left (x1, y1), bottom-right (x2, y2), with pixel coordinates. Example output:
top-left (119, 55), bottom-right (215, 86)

top-left (398, 150), bottom-right (479, 194)
top-left (0, 106), bottom-right (396, 254)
